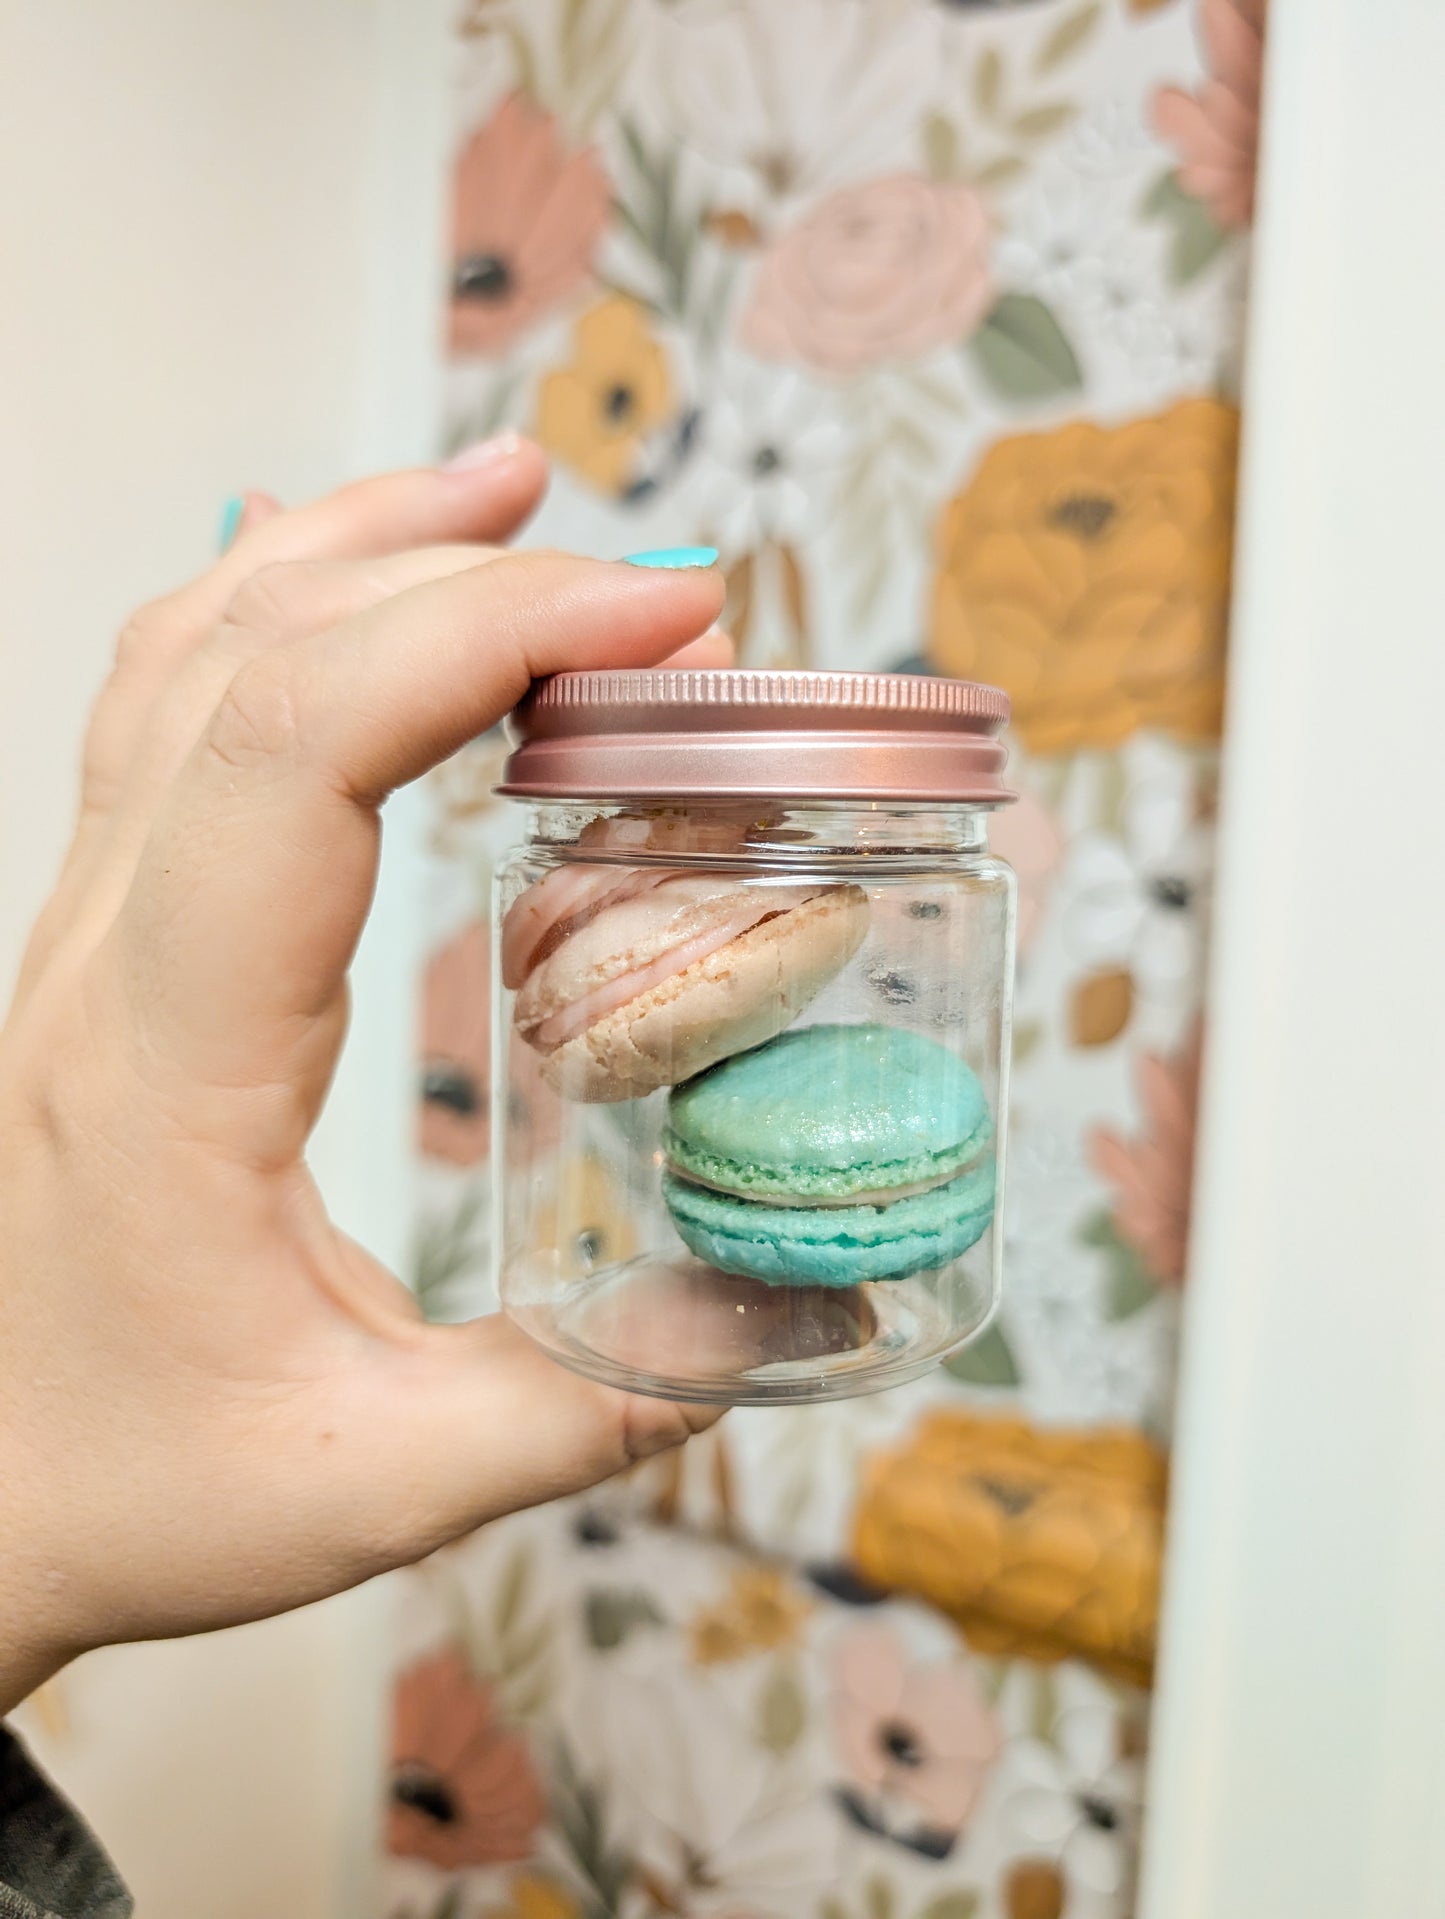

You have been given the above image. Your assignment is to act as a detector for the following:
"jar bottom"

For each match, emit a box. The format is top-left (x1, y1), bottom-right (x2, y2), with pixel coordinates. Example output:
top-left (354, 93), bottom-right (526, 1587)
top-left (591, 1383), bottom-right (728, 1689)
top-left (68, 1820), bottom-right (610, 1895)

top-left (503, 1253), bottom-right (995, 1406)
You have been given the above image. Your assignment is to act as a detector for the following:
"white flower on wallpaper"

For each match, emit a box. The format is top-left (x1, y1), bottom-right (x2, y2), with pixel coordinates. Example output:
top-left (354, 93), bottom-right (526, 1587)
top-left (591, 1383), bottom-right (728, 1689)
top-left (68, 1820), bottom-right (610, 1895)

top-left (654, 0), bottom-right (938, 219)
top-left (1060, 737), bottom-right (1215, 1031)
top-left (686, 352), bottom-right (844, 556)
top-left (573, 1662), bottom-right (844, 1916)
top-left (1001, 1700), bottom-right (1145, 1904)
top-left (997, 124), bottom-right (1229, 404)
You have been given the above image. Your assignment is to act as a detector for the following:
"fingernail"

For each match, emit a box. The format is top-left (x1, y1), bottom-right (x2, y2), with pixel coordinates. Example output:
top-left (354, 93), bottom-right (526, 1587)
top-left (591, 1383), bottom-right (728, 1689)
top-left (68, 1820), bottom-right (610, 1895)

top-left (441, 430), bottom-right (524, 473)
top-left (217, 495), bottom-right (245, 553)
top-left (622, 546), bottom-right (719, 569)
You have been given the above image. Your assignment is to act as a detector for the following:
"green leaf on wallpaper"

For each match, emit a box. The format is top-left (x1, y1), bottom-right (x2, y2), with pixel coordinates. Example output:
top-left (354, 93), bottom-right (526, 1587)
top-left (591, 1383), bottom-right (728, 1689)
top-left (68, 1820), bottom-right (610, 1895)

top-left (821, 1901), bottom-right (851, 1919)
top-left (921, 1896), bottom-right (981, 1919)
top-left (973, 46), bottom-right (1005, 119)
top-left (559, 0), bottom-right (635, 133)
top-left (923, 113), bottom-right (961, 181)
top-left (428, 1887), bottom-right (463, 1919)
top-left (584, 1586), bottom-right (665, 1651)
top-left (865, 1877), bottom-right (896, 1919)
top-left (1034, 1), bottom-right (1103, 73)
top-left (1012, 1019), bottom-right (1044, 1066)
top-left (1142, 170), bottom-right (1231, 286)
top-left (757, 1663), bottom-right (808, 1754)
top-left (970, 292), bottom-right (1083, 401)
top-left (1029, 1665), bottom-right (1061, 1746)
top-left (1011, 101), bottom-right (1078, 141)
top-left (615, 115), bottom-right (701, 323)
top-left (1081, 1207), bottom-right (1159, 1320)
top-left (495, 1540), bottom-right (533, 1641)
top-left (970, 154), bottom-right (1028, 190)
top-left (944, 1317), bottom-right (1022, 1388)
top-left (552, 1744), bottom-right (633, 1910)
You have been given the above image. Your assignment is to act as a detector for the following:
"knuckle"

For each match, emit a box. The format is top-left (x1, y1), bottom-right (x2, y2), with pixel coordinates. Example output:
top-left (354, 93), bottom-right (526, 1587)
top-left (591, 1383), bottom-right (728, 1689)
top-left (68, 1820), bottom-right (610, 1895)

top-left (223, 559), bottom-right (318, 639)
top-left (205, 656), bottom-right (302, 775)
top-left (113, 599), bottom-right (182, 674)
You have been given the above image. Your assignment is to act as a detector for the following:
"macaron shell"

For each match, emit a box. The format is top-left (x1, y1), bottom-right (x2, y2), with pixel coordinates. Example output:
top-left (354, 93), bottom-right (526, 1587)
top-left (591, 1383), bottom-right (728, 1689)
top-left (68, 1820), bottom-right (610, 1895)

top-left (662, 1159), bottom-right (996, 1286)
top-left (538, 885), bottom-right (869, 1102)
top-left (664, 1023), bottom-right (992, 1199)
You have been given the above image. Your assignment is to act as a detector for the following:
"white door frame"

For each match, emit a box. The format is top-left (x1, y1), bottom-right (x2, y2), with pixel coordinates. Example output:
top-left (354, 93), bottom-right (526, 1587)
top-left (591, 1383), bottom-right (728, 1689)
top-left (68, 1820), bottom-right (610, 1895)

top-left (1139, 3), bottom-right (1445, 1913)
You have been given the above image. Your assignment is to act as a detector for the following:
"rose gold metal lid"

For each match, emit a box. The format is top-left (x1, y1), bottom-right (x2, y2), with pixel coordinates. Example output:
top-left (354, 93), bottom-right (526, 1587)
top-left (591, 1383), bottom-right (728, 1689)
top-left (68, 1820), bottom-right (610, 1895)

top-left (497, 668), bottom-right (1014, 805)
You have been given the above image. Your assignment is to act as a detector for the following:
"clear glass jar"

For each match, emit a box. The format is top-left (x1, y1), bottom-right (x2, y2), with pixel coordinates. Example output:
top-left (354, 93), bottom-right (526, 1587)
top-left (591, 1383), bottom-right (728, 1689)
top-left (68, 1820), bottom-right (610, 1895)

top-left (491, 670), bottom-right (1017, 1404)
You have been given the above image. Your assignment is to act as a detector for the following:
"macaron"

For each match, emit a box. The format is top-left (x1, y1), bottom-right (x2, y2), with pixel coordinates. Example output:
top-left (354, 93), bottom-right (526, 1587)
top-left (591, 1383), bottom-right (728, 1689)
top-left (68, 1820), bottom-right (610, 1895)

top-left (510, 876), bottom-right (869, 1103)
top-left (661, 1023), bottom-right (996, 1286)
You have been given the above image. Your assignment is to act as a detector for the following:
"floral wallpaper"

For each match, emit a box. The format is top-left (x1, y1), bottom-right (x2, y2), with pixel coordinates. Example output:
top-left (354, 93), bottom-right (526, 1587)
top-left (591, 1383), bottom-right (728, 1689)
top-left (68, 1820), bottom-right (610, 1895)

top-left (386, 0), bottom-right (1263, 1913)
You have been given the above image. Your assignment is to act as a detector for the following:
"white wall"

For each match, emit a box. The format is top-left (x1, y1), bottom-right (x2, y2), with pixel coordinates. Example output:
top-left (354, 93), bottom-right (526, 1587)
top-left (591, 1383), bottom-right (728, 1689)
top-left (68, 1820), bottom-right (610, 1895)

top-left (1139, 2), bottom-right (1445, 1914)
top-left (0, 2), bottom-right (449, 1912)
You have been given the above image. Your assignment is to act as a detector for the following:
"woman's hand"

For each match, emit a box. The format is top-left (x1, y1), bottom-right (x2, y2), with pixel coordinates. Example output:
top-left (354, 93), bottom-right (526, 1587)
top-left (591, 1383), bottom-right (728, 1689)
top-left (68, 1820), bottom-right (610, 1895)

top-left (0, 441), bottom-right (727, 1714)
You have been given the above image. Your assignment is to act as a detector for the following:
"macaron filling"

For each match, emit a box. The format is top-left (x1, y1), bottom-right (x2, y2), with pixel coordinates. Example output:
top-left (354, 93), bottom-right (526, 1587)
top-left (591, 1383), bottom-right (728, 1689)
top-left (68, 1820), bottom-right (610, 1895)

top-left (662, 1125), bottom-right (992, 1204)
top-left (502, 866), bottom-right (673, 988)
top-left (660, 1154), bottom-right (982, 1209)
top-left (662, 1159), bottom-right (997, 1288)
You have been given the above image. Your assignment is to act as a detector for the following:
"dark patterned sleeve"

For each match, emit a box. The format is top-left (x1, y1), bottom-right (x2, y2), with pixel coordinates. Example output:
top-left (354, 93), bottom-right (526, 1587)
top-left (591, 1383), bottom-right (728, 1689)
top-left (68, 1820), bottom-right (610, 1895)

top-left (0, 1727), bottom-right (132, 1919)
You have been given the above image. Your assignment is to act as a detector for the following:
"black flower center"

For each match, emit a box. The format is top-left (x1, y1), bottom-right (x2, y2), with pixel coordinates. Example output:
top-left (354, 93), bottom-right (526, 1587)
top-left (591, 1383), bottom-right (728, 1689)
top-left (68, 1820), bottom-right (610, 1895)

top-left (752, 444), bottom-right (783, 477)
top-left (392, 1764), bottom-right (459, 1825)
top-left (909, 900), bottom-right (945, 921)
top-left (1149, 874), bottom-right (1192, 911)
top-left (1049, 493), bottom-right (1117, 542)
top-left (880, 1720), bottom-right (925, 1768)
top-left (975, 1474), bottom-right (1036, 1518)
top-left (575, 1227), bottom-right (606, 1266)
top-left (604, 383), bottom-right (636, 423)
top-left (453, 252), bottom-right (514, 303)
top-left (1078, 1791), bottom-right (1120, 1832)
top-left (421, 1062), bottom-right (480, 1117)
top-left (574, 1508), bottom-right (620, 1546)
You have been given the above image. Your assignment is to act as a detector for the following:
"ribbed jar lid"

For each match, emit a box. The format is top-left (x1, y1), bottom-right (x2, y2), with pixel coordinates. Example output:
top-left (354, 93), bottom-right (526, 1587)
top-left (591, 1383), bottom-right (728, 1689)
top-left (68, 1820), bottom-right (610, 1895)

top-left (497, 669), bottom-right (1014, 804)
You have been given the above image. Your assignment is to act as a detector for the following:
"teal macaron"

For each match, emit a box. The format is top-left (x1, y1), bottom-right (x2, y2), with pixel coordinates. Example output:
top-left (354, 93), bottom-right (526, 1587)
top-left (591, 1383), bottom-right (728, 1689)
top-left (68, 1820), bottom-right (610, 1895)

top-left (661, 1024), bottom-right (995, 1287)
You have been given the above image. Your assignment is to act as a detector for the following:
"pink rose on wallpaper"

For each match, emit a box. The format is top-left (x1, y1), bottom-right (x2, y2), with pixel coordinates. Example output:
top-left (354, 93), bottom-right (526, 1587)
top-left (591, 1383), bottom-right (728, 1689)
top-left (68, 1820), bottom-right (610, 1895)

top-left (388, 1646), bottom-right (545, 1869)
top-left (741, 175), bottom-right (995, 375)
top-left (1153, 0), bottom-right (1266, 230)
top-left (832, 1623), bottom-right (1000, 1848)
top-left (990, 784), bottom-right (1066, 959)
top-left (449, 92), bottom-right (610, 357)
top-left (1089, 1022), bottom-right (1203, 1285)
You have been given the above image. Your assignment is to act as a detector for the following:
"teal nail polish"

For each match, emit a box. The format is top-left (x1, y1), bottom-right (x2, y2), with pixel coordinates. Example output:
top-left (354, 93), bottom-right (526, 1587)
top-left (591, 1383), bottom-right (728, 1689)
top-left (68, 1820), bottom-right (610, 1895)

top-left (217, 495), bottom-right (245, 553)
top-left (623, 545), bottom-right (719, 569)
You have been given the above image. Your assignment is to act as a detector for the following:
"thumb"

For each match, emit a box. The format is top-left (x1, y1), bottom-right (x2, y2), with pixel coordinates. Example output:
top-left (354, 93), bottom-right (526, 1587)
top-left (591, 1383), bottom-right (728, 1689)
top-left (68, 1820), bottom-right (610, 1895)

top-left (334, 1315), bottom-right (721, 1562)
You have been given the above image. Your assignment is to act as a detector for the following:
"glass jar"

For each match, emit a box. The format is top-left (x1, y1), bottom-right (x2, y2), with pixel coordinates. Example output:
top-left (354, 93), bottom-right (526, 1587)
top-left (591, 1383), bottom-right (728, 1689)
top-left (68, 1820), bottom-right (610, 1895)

top-left (492, 669), bottom-right (1016, 1405)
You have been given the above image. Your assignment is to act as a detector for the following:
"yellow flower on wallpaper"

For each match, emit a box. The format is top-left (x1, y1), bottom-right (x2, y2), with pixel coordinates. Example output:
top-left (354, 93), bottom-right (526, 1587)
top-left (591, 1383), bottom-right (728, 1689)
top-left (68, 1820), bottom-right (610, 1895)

top-left (486, 1874), bottom-right (583, 1919)
top-left (688, 1563), bottom-right (813, 1665)
top-left (529, 1151), bottom-right (637, 1277)
top-left (929, 398), bottom-right (1240, 756)
top-left (536, 295), bottom-right (675, 495)
top-left (853, 1410), bottom-right (1166, 1686)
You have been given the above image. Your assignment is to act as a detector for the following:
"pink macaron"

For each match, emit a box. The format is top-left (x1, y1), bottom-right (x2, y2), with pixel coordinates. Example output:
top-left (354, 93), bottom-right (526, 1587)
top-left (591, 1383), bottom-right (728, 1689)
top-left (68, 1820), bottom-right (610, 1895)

top-left (503, 869), bottom-right (869, 1103)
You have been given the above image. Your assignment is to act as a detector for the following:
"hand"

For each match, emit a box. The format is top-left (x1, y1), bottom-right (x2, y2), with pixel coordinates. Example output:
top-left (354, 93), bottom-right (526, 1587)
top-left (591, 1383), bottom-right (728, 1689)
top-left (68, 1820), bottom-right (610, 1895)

top-left (0, 441), bottom-right (727, 1714)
